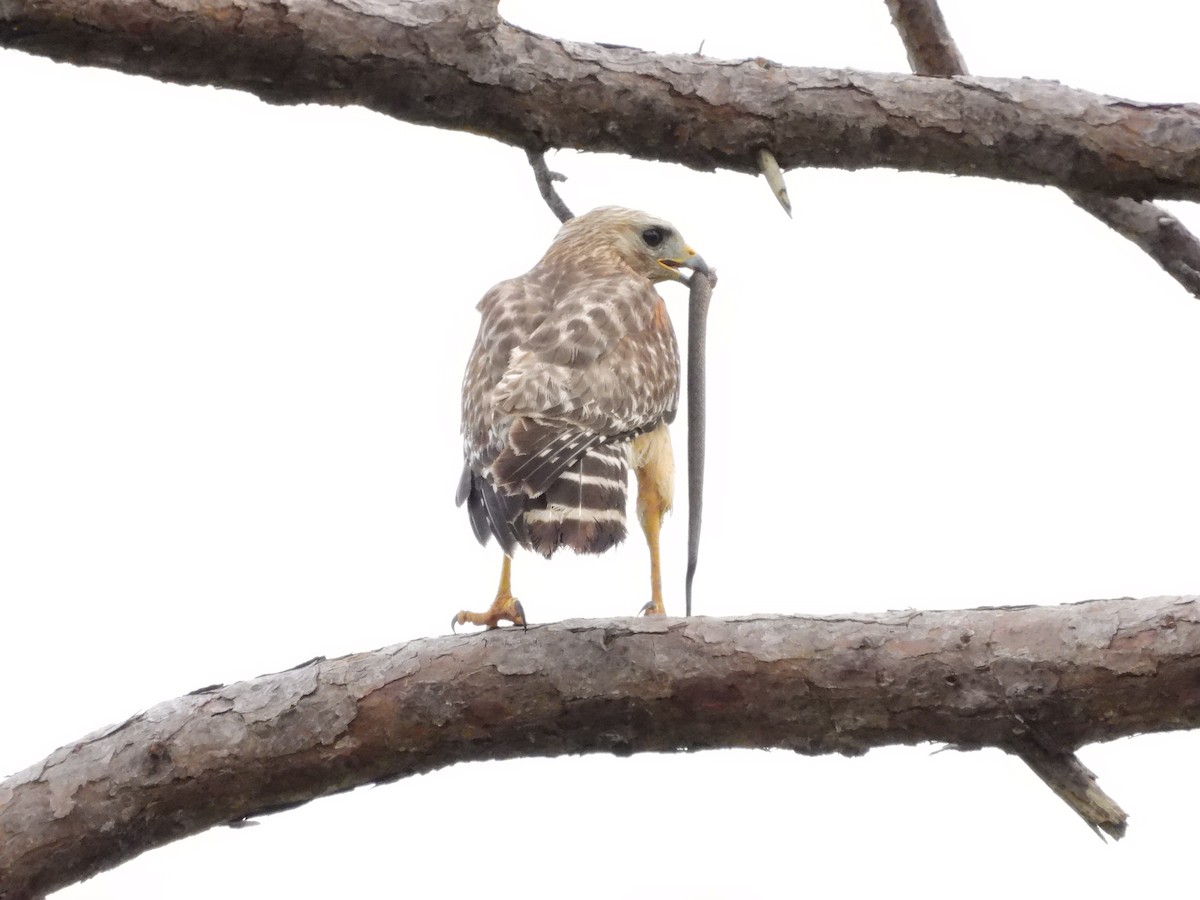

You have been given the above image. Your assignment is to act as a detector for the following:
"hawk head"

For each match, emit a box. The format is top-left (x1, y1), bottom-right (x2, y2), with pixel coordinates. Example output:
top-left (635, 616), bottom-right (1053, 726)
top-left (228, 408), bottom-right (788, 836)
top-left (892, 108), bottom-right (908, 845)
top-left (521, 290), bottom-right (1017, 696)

top-left (550, 206), bottom-right (710, 285)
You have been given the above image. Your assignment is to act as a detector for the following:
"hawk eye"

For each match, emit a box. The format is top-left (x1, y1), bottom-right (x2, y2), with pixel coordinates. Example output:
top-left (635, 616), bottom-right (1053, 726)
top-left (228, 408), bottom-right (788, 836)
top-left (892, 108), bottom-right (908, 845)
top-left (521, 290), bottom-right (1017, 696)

top-left (641, 227), bottom-right (665, 248)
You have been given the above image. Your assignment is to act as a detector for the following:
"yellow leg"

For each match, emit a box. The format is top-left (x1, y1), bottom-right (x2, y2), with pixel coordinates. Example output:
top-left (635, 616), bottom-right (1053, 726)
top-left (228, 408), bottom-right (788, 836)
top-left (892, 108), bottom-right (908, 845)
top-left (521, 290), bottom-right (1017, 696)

top-left (636, 467), bottom-right (667, 615)
top-left (453, 554), bottom-right (527, 631)
top-left (632, 423), bottom-right (675, 617)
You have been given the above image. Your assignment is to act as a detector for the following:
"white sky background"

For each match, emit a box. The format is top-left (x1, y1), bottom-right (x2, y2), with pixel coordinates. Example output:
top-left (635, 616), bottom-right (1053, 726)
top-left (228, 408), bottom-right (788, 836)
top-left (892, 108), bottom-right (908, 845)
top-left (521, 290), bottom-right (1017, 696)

top-left (2, 0), bottom-right (1199, 896)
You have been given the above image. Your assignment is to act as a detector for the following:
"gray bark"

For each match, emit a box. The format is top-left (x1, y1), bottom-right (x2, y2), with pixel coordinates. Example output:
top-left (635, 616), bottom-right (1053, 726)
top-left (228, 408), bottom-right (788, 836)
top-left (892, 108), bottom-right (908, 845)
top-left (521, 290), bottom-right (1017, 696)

top-left (2, 595), bottom-right (1197, 899)
top-left (2, 0), bottom-right (1200, 200)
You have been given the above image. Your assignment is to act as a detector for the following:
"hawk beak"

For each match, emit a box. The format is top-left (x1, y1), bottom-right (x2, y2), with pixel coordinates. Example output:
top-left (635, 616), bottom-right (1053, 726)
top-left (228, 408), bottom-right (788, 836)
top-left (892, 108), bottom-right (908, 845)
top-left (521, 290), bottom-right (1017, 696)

top-left (659, 249), bottom-right (711, 283)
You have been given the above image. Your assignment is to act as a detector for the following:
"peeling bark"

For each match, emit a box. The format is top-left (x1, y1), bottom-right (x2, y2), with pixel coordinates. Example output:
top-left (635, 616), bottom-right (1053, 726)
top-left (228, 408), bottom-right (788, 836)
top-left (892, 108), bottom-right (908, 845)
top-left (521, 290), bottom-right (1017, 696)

top-left (3, 0), bottom-right (1200, 200)
top-left (2, 595), bottom-right (1198, 899)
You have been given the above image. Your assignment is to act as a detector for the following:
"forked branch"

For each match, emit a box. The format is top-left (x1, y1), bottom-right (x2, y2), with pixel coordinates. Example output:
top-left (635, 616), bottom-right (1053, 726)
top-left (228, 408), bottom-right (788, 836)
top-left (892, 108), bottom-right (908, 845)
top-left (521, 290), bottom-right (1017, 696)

top-left (885, 0), bottom-right (1200, 298)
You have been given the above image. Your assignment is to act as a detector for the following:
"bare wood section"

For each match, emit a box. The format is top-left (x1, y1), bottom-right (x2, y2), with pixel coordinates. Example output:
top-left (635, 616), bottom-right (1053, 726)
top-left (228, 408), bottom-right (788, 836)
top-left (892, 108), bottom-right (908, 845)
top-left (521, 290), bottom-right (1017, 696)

top-left (1015, 741), bottom-right (1128, 840)
top-left (2, 0), bottom-right (1199, 200)
top-left (2, 595), bottom-right (1197, 898)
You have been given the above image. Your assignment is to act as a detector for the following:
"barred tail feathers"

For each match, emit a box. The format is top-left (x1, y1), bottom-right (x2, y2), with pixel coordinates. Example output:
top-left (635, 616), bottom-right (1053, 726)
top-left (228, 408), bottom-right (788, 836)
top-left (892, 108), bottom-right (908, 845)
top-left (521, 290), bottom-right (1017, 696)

top-left (492, 417), bottom-right (601, 498)
top-left (461, 415), bottom-right (633, 557)
top-left (524, 442), bottom-right (631, 556)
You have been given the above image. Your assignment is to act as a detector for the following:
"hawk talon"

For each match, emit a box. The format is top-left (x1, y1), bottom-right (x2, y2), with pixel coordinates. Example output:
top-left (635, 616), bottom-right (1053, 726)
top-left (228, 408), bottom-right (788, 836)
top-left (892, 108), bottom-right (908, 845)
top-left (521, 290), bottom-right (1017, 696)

top-left (450, 591), bottom-right (526, 632)
top-left (639, 599), bottom-right (666, 617)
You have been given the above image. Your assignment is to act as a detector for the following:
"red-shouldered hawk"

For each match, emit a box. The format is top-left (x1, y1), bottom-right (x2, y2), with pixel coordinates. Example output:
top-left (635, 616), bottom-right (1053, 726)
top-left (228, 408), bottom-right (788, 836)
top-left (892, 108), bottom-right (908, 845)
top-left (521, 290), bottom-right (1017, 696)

top-left (454, 207), bottom-right (709, 629)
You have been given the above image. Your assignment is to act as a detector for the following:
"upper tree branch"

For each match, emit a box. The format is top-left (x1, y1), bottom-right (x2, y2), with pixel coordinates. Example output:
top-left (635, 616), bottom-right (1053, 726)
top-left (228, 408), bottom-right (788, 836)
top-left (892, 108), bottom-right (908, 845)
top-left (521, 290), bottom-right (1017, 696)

top-left (3, 0), bottom-right (1200, 200)
top-left (2, 595), bottom-right (1198, 899)
top-left (885, 0), bottom-right (1200, 298)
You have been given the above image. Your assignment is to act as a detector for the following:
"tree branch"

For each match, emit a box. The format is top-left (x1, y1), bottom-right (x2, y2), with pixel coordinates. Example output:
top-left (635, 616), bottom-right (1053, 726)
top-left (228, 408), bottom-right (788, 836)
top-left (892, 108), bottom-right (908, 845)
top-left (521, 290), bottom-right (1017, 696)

top-left (3, 0), bottom-right (1200, 200)
top-left (884, 0), bottom-right (969, 76)
top-left (1015, 741), bottom-right (1127, 841)
top-left (885, 0), bottom-right (1200, 299)
top-left (1066, 193), bottom-right (1200, 296)
top-left (2, 595), bottom-right (1197, 898)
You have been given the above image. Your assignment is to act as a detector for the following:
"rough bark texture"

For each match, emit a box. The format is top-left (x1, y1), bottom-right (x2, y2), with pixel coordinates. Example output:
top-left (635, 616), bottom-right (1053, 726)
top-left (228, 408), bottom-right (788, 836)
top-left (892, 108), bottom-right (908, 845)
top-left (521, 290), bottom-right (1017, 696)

top-left (885, 0), bottom-right (969, 76)
top-left (3, 0), bottom-right (1200, 200)
top-left (884, 0), bottom-right (1200, 297)
top-left (2, 595), bottom-right (1198, 899)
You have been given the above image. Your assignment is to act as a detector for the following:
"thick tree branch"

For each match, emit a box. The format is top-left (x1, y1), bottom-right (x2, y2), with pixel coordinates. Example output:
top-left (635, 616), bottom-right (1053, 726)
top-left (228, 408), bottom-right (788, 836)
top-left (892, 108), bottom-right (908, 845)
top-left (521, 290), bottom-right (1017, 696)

top-left (3, 0), bottom-right (1200, 200)
top-left (2, 595), bottom-right (1198, 898)
top-left (885, 0), bottom-right (1200, 299)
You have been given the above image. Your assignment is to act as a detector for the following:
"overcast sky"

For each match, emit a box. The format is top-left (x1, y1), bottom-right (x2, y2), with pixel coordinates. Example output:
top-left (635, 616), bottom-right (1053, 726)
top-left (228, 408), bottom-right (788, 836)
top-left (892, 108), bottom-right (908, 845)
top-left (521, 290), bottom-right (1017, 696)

top-left (3, 2), bottom-right (1199, 897)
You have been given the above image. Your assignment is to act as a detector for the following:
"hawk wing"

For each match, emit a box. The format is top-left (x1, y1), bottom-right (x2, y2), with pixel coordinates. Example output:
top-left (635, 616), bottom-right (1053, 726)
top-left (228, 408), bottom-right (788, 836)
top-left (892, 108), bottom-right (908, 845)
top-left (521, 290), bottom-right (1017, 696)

top-left (489, 273), bottom-right (679, 496)
top-left (457, 270), bottom-right (679, 555)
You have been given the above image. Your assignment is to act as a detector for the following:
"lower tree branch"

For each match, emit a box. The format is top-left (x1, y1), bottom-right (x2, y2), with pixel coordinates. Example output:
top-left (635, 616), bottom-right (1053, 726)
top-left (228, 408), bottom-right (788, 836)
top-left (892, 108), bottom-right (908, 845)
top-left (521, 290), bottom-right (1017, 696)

top-left (2, 595), bottom-right (1197, 898)
top-left (885, 0), bottom-right (1200, 299)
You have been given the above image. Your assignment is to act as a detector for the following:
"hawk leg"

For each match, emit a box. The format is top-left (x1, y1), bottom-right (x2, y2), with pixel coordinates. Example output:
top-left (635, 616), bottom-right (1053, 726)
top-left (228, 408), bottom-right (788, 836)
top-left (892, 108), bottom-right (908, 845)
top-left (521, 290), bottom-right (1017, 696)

top-left (453, 554), bottom-right (527, 631)
top-left (633, 424), bottom-right (674, 616)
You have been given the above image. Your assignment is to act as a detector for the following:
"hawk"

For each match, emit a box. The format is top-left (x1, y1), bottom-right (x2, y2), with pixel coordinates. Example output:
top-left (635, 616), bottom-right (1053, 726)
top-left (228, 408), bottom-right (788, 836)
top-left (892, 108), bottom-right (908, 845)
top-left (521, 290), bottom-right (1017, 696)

top-left (454, 207), bottom-right (709, 629)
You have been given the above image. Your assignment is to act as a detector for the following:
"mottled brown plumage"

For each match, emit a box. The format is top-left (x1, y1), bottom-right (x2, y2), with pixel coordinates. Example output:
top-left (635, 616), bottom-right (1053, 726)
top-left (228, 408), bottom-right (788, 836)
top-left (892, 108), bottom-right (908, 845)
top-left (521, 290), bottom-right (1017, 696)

top-left (454, 206), bottom-right (708, 629)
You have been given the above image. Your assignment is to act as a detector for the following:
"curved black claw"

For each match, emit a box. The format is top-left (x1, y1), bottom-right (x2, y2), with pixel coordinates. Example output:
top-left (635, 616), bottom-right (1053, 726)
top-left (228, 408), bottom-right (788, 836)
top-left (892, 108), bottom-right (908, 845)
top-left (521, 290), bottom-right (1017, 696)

top-left (514, 599), bottom-right (528, 631)
top-left (638, 600), bottom-right (656, 617)
top-left (451, 614), bottom-right (459, 635)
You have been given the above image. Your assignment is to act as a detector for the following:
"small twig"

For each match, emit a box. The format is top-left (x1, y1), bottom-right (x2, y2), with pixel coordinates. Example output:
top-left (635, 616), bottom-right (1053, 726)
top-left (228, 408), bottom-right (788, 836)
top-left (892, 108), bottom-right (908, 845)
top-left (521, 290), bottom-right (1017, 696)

top-left (756, 148), bottom-right (792, 217)
top-left (884, 0), bottom-right (1200, 300)
top-left (1012, 740), bottom-right (1128, 840)
top-left (525, 149), bottom-right (574, 223)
